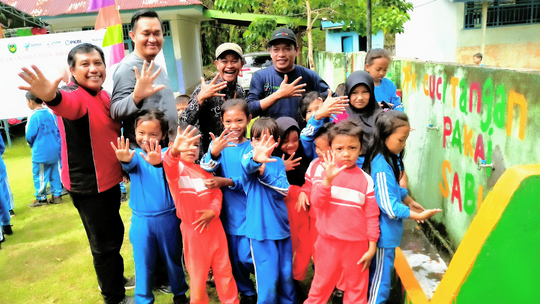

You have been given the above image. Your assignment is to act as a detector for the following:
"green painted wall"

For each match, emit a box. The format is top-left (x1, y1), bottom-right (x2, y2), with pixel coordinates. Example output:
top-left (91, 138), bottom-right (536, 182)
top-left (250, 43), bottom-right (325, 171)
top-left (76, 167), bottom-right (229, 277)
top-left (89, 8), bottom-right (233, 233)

top-left (455, 176), bottom-right (540, 303)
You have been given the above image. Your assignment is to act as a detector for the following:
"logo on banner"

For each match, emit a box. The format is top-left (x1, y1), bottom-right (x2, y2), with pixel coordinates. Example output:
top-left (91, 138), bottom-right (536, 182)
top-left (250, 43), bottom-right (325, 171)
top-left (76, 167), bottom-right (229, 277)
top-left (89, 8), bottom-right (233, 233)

top-left (8, 43), bottom-right (17, 54)
top-left (24, 42), bottom-right (43, 51)
top-left (65, 39), bottom-right (82, 45)
top-left (47, 41), bottom-right (62, 47)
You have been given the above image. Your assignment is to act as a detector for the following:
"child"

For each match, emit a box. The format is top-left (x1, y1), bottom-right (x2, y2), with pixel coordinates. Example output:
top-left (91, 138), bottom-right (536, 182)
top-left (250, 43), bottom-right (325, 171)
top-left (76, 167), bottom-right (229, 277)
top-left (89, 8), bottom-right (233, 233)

top-left (0, 135), bottom-right (13, 247)
top-left (160, 124), bottom-right (239, 304)
top-left (25, 92), bottom-right (63, 207)
top-left (362, 111), bottom-right (442, 304)
top-left (364, 49), bottom-right (404, 112)
top-left (175, 94), bottom-right (190, 118)
top-left (200, 99), bottom-right (257, 303)
top-left (473, 53), bottom-right (484, 66)
top-left (241, 117), bottom-right (296, 304)
top-left (305, 120), bottom-right (380, 304)
top-left (110, 109), bottom-right (189, 304)
top-left (335, 83), bottom-right (345, 97)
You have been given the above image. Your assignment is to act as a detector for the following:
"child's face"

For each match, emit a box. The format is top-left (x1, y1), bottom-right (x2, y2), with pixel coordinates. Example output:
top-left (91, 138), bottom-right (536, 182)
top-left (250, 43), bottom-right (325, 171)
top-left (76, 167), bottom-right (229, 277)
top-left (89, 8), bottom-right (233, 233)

top-left (331, 135), bottom-right (361, 169)
top-left (349, 84), bottom-right (371, 110)
top-left (280, 130), bottom-right (299, 156)
top-left (365, 57), bottom-right (389, 84)
top-left (136, 119), bottom-right (165, 153)
top-left (180, 138), bottom-right (200, 163)
top-left (385, 125), bottom-right (410, 155)
top-left (176, 103), bottom-right (187, 116)
top-left (306, 98), bottom-right (323, 122)
top-left (251, 131), bottom-right (276, 149)
top-left (222, 108), bottom-right (251, 143)
top-left (473, 56), bottom-right (482, 65)
top-left (314, 135), bottom-right (330, 160)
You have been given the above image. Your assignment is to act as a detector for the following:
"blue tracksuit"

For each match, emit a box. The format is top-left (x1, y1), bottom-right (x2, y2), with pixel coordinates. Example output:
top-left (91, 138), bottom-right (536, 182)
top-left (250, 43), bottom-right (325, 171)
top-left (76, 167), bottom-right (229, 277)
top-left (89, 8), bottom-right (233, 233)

top-left (374, 78), bottom-right (404, 112)
top-left (299, 116), bottom-right (332, 160)
top-left (0, 136), bottom-right (11, 238)
top-left (122, 147), bottom-right (188, 304)
top-left (241, 150), bottom-right (296, 304)
top-left (368, 154), bottom-right (410, 304)
top-left (201, 140), bottom-right (256, 296)
top-left (26, 107), bottom-right (62, 199)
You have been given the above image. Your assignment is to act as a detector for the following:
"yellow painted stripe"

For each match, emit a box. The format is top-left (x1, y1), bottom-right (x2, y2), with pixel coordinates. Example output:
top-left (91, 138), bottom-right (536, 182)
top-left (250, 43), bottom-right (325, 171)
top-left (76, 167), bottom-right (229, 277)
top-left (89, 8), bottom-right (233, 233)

top-left (394, 247), bottom-right (429, 304)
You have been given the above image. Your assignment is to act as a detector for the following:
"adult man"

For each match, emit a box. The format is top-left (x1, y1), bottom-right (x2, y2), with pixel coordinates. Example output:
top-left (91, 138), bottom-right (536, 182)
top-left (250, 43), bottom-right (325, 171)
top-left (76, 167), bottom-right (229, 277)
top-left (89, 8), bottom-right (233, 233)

top-left (180, 42), bottom-right (246, 156)
top-left (18, 44), bottom-right (133, 304)
top-left (111, 9), bottom-right (178, 148)
top-left (247, 27), bottom-right (333, 120)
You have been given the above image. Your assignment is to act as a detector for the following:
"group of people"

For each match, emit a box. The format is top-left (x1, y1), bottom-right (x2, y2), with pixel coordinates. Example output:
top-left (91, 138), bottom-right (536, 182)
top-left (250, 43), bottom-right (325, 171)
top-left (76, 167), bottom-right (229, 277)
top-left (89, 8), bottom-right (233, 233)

top-left (9, 7), bottom-right (443, 304)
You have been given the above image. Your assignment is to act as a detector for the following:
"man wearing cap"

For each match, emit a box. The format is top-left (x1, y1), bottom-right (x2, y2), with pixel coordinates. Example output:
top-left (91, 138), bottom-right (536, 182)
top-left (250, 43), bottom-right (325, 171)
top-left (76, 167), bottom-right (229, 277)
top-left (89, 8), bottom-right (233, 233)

top-left (180, 42), bottom-right (245, 156)
top-left (247, 27), bottom-right (332, 120)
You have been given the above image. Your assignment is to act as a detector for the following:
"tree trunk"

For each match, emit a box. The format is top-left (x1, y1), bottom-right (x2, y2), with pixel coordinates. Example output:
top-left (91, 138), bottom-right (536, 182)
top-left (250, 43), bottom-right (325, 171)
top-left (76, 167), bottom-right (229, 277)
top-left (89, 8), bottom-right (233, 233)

top-left (297, 30), bottom-right (304, 67)
top-left (366, 0), bottom-right (372, 52)
top-left (306, 0), bottom-right (316, 71)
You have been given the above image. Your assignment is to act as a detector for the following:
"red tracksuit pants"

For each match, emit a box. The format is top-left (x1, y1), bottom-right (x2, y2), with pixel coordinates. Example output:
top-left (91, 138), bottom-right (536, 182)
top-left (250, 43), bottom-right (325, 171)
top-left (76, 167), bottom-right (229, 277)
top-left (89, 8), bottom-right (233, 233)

top-left (285, 187), bottom-right (313, 281)
top-left (305, 236), bottom-right (369, 304)
top-left (181, 222), bottom-right (239, 304)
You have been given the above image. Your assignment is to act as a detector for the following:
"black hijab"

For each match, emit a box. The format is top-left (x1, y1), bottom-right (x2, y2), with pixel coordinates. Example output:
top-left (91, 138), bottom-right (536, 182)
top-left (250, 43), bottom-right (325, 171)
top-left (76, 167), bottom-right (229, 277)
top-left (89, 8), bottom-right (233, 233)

top-left (275, 117), bottom-right (311, 187)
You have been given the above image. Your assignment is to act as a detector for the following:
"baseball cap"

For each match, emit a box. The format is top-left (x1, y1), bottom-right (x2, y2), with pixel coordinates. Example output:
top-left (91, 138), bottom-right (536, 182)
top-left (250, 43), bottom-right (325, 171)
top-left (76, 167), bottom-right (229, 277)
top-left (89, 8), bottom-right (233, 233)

top-left (269, 28), bottom-right (297, 46)
top-left (215, 43), bottom-right (243, 60)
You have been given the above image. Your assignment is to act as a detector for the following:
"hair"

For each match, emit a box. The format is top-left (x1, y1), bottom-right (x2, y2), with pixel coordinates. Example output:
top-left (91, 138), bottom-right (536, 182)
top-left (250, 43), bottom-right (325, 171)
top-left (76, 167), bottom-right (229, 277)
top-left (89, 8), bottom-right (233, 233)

top-left (362, 110), bottom-right (410, 181)
top-left (67, 43), bottom-right (105, 69)
top-left (131, 9), bottom-right (163, 33)
top-left (314, 122), bottom-right (334, 141)
top-left (25, 91), bottom-right (43, 104)
top-left (250, 117), bottom-right (280, 141)
top-left (473, 53), bottom-right (483, 60)
top-left (134, 109), bottom-right (169, 147)
top-left (221, 99), bottom-right (250, 120)
top-left (298, 91), bottom-right (322, 122)
top-left (178, 122), bottom-right (201, 136)
top-left (335, 83), bottom-right (345, 96)
top-left (365, 48), bottom-right (392, 67)
top-left (175, 95), bottom-right (189, 105)
top-left (328, 120), bottom-right (364, 147)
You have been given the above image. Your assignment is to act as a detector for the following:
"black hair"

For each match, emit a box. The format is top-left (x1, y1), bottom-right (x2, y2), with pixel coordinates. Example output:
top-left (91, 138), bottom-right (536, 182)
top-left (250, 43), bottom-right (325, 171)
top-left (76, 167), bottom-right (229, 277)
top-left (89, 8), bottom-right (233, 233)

top-left (473, 53), bottom-right (483, 60)
top-left (175, 95), bottom-right (190, 105)
top-left (335, 83), bottom-right (345, 96)
top-left (134, 109), bottom-right (169, 147)
top-left (362, 110), bottom-right (410, 182)
top-left (328, 120), bottom-right (364, 147)
top-left (221, 99), bottom-right (250, 120)
top-left (67, 43), bottom-right (105, 69)
top-left (298, 91), bottom-right (322, 123)
top-left (250, 117), bottom-right (279, 141)
top-left (25, 91), bottom-right (43, 104)
top-left (131, 9), bottom-right (163, 33)
top-left (365, 48), bottom-right (392, 66)
top-left (315, 122), bottom-right (334, 140)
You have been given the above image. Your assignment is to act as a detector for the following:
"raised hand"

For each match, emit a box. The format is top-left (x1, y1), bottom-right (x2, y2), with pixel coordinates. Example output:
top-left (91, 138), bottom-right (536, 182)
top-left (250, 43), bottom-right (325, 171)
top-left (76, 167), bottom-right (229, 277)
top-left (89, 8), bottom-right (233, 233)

top-left (110, 136), bottom-right (135, 163)
top-left (193, 209), bottom-right (216, 233)
top-left (320, 150), bottom-right (347, 186)
top-left (18, 65), bottom-right (63, 102)
top-left (132, 60), bottom-right (165, 104)
top-left (276, 75), bottom-right (307, 99)
top-left (197, 74), bottom-right (227, 104)
top-left (296, 191), bottom-right (310, 212)
top-left (210, 128), bottom-right (238, 158)
top-left (252, 134), bottom-right (278, 164)
top-left (140, 139), bottom-right (162, 166)
top-left (171, 125), bottom-right (202, 156)
top-left (282, 152), bottom-right (302, 171)
top-left (315, 89), bottom-right (349, 120)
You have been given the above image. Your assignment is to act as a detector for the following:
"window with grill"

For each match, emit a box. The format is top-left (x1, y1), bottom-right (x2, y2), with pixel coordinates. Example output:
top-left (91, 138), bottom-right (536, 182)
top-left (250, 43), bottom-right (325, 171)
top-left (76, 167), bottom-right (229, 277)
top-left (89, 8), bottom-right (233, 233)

top-left (464, 0), bottom-right (540, 28)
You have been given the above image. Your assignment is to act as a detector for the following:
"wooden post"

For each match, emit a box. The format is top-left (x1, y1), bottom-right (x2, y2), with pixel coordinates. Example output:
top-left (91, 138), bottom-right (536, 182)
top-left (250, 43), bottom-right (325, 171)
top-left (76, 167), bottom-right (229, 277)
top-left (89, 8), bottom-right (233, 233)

top-left (367, 0), bottom-right (372, 52)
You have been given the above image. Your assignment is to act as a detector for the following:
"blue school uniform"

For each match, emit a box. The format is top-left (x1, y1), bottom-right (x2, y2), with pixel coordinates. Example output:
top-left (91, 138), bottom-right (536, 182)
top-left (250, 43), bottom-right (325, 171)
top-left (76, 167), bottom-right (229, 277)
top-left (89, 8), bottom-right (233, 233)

top-left (299, 115), bottom-right (332, 160)
top-left (121, 147), bottom-right (188, 304)
top-left (200, 141), bottom-right (256, 296)
top-left (368, 154), bottom-right (410, 304)
top-left (241, 150), bottom-right (296, 304)
top-left (374, 78), bottom-right (404, 112)
top-left (0, 136), bottom-right (11, 237)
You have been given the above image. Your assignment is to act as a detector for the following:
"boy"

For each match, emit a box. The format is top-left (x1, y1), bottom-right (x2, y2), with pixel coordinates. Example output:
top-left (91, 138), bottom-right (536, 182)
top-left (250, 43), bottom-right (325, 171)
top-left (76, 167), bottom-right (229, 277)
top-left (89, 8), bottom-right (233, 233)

top-left (25, 92), bottom-right (63, 207)
top-left (175, 94), bottom-right (189, 119)
top-left (241, 117), bottom-right (296, 304)
top-left (473, 53), bottom-right (484, 66)
top-left (161, 125), bottom-right (239, 304)
top-left (304, 121), bottom-right (380, 304)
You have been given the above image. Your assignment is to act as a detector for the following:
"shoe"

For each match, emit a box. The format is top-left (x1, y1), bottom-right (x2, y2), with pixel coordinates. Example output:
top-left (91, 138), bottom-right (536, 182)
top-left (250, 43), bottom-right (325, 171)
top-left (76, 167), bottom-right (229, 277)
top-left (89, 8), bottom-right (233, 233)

top-left (120, 193), bottom-right (128, 203)
top-left (98, 277), bottom-right (135, 291)
top-left (9, 210), bottom-right (15, 217)
top-left (2, 225), bottom-right (13, 236)
top-left (29, 199), bottom-right (48, 208)
top-left (206, 268), bottom-right (215, 287)
top-left (332, 289), bottom-right (344, 304)
top-left (240, 294), bottom-right (257, 304)
top-left (118, 295), bottom-right (135, 304)
top-left (50, 196), bottom-right (63, 204)
top-left (153, 284), bottom-right (172, 294)
top-left (173, 294), bottom-right (189, 304)
top-left (61, 187), bottom-right (69, 196)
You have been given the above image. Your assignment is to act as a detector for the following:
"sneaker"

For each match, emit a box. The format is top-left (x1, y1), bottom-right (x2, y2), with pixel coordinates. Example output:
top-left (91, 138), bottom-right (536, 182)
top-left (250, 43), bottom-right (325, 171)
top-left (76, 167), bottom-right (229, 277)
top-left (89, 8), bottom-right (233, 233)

top-left (332, 289), bottom-right (344, 304)
top-left (9, 210), bottom-right (15, 217)
top-left (29, 199), bottom-right (48, 208)
top-left (118, 295), bottom-right (135, 304)
top-left (50, 196), bottom-right (63, 204)
top-left (2, 225), bottom-right (13, 236)
top-left (153, 284), bottom-right (172, 294)
top-left (120, 193), bottom-right (128, 203)
top-left (240, 294), bottom-right (257, 304)
top-left (123, 277), bottom-right (135, 290)
top-left (173, 294), bottom-right (189, 304)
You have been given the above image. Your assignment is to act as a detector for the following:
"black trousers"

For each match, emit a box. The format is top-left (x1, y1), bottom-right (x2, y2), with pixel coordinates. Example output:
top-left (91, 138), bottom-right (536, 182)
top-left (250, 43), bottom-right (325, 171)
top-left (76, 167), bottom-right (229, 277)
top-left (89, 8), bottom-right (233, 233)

top-left (71, 185), bottom-right (125, 304)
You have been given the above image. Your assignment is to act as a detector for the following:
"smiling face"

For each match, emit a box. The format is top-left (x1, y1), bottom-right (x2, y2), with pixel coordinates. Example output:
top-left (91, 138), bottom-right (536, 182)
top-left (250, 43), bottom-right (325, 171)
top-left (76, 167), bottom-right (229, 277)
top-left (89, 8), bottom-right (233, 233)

top-left (69, 50), bottom-right (106, 91)
top-left (270, 42), bottom-right (298, 73)
top-left (280, 130), bottom-right (299, 156)
top-left (135, 119), bottom-right (165, 153)
top-left (251, 131), bottom-right (276, 149)
top-left (331, 135), bottom-right (361, 169)
top-left (129, 17), bottom-right (163, 62)
top-left (215, 53), bottom-right (243, 83)
top-left (180, 137), bottom-right (200, 163)
top-left (222, 107), bottom-right (251, 143)
top-left (385, 125), bottom-right (410, 155)
top-left (314, 135), bottom-right (330, 160)
top-left (306, 98), bottom-right (323, 122)
top-left (349, 84), bottom-right (371, 110)
top-left (365, 57), bottom-right (389, 85)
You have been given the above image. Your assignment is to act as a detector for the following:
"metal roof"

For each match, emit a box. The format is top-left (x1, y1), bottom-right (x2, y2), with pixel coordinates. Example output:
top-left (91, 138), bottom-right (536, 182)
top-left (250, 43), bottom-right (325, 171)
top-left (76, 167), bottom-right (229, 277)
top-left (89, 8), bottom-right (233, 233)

top-left (0, 0), bottom-right (203, 17)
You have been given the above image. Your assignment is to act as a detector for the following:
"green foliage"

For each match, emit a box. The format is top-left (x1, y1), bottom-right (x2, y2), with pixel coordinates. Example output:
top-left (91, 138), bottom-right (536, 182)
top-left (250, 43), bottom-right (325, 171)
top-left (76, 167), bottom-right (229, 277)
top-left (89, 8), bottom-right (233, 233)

top-left (200, 21), bottom-right (248, 66)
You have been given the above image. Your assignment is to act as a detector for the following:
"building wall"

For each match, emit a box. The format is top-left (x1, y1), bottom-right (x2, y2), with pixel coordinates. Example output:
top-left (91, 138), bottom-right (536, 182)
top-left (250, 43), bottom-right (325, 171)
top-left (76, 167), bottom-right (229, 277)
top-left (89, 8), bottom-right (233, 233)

top-left (325, 29), bottom-right (384, 53)
top-left (170, 18), bottom-right (203, 94)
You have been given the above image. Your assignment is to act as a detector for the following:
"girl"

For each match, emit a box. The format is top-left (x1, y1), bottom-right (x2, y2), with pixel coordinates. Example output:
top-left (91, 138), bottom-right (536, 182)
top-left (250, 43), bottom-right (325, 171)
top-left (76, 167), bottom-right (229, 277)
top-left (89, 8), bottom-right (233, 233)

top-left (362, 111), bottom-right (441, 304)
top-left (364, 49), bottom-right (404, 112)
top-left (200, 99), bottom-right (257, 304)
top-left (110, 109), bottom-right (189, 304)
